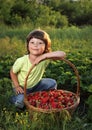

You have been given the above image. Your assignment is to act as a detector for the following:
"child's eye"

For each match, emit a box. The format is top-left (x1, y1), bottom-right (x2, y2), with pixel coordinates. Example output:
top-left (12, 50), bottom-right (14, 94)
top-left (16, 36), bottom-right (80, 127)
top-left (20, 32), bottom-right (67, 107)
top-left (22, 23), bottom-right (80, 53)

top-left (39, 42), bottom-right (44, 44)
top-left (30, 42), bottom-right (34, 44)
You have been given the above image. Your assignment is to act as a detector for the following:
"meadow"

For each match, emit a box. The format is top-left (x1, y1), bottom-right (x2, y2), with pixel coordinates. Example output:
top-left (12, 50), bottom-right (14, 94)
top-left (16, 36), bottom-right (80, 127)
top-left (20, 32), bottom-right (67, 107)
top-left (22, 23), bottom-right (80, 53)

top-left (0, 25), bottom-right (92, 130)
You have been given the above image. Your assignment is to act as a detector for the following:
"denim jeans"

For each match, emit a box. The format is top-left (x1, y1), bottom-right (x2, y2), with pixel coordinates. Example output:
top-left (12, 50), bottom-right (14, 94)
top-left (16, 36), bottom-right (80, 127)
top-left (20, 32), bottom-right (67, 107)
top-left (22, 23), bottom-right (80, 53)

top-left (10, 78), bottom-right (57, 108)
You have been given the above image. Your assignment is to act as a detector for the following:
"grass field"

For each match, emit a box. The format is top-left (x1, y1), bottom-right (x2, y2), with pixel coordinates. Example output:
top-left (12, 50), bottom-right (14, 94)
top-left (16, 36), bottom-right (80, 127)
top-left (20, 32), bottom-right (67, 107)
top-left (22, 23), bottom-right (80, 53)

top-left (0, 25), bottom-right (92, 130)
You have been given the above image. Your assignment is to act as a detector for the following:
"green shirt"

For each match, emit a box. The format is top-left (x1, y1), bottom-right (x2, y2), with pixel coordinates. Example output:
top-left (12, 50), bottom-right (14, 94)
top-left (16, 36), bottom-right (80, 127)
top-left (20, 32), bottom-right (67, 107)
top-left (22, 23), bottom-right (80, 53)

top-left (12, 55), bottom-right (49, 88)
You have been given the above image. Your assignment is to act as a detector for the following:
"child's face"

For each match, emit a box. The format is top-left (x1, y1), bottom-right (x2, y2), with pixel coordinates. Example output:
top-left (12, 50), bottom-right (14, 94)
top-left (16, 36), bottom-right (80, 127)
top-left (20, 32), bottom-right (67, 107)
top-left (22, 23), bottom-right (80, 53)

top-left (28, 37), bottom-right (45, 56)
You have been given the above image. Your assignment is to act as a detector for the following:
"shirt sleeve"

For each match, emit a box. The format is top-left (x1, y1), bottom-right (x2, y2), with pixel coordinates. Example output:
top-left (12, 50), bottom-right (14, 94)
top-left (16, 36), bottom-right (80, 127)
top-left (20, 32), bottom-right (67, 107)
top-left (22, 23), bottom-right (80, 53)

top-left (12, 57), bottom-right (24, 73)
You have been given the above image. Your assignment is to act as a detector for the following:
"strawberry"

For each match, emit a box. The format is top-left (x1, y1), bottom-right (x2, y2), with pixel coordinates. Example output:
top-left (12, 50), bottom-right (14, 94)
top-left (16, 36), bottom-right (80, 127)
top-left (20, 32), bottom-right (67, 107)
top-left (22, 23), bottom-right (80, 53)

top-left (27, 90), bottom-right (77, 110)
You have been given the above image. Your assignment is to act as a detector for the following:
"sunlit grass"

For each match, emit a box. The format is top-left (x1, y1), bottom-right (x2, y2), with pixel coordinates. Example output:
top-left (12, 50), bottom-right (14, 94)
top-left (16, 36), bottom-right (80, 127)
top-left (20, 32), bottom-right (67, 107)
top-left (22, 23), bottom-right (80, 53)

top-left (0, 106), bottom-right (92, 130)
top-left (0, 25), bottom-right (92, 130)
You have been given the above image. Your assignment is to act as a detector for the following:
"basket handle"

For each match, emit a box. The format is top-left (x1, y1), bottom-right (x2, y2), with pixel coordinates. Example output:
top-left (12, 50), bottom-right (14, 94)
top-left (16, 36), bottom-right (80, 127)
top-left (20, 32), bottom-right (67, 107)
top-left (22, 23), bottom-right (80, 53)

top-left (24, 58), bottom-right (80, 98)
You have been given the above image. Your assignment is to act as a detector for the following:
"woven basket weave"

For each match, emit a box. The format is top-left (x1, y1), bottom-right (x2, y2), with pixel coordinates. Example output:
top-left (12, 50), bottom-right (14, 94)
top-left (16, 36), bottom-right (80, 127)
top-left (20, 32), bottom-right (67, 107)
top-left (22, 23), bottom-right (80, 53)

top-left (24, 58), bottom-right (80, 114)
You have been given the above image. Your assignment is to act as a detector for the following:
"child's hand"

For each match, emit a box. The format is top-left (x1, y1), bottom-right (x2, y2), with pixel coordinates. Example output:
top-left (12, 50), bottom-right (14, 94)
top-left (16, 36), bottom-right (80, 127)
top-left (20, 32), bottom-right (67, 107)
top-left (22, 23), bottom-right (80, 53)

top-left (15, 86), bottom-right (24, 94)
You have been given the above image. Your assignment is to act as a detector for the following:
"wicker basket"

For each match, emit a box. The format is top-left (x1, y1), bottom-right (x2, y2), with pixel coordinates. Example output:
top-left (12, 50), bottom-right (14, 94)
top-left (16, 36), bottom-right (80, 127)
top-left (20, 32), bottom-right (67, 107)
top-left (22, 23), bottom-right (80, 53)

top-left (24, 58), bottom-right (80, 114)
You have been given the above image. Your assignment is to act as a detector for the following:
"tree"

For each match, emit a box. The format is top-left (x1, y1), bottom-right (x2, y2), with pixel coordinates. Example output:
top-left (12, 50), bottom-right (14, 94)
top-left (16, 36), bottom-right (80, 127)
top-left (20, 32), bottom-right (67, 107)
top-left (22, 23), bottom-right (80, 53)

top-left (0, 0), bottom-right (15, 24)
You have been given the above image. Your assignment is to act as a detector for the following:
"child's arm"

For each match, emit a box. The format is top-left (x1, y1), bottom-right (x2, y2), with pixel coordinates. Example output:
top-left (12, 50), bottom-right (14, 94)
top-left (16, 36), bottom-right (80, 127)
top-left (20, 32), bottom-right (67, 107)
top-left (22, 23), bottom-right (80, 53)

top-left (44, 51), bottom-right (66, 59)
top-left (33, 51), bottom-right (66, 65)
top-left (10, 69), bottom-right (24, 94)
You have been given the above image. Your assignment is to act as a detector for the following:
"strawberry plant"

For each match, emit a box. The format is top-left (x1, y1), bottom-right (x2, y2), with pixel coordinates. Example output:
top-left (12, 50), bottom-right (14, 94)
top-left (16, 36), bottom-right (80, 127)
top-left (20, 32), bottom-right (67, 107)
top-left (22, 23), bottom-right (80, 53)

top-left (0, 25), bottom-right (92, 130)
top-left (86, 95), bottom-right (92, 121)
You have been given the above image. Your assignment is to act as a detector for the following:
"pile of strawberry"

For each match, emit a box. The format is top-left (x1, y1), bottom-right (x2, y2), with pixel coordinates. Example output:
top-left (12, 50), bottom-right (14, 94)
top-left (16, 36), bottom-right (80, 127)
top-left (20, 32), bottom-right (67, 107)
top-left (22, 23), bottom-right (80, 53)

top-left (27, 90), bottom-right (77, 110)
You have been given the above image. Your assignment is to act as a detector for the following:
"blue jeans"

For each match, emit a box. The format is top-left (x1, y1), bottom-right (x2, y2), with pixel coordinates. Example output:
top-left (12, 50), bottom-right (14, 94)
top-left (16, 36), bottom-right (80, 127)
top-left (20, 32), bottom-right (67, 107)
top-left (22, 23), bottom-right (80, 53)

top-left (10, 78), bottom-right (57, 108)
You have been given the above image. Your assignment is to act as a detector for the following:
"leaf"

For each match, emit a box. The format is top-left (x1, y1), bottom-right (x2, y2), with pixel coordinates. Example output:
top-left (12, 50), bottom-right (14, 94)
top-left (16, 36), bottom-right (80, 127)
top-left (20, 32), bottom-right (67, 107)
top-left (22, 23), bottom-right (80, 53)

top-left (88, 84), bottom-right (92, 93)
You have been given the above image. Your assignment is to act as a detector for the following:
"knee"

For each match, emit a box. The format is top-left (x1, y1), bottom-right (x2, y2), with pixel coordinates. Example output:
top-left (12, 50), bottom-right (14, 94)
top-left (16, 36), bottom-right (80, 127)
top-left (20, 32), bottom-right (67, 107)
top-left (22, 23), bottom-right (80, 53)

top-left (47, 78), bottom-right (57, 89)
top-left (51, 79), bottom-right (57, 89)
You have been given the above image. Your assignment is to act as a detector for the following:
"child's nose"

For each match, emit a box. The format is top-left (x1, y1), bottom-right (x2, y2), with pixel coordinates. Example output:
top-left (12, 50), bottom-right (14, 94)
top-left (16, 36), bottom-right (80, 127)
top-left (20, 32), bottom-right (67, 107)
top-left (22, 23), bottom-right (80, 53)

top-left (34, 42), bottom-right (38, 46)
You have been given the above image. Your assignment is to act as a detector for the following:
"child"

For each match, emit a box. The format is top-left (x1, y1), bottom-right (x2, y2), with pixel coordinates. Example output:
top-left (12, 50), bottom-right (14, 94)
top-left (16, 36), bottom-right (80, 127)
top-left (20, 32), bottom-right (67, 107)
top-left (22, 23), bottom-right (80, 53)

top-left (10, 29), bottom-right (66, 109)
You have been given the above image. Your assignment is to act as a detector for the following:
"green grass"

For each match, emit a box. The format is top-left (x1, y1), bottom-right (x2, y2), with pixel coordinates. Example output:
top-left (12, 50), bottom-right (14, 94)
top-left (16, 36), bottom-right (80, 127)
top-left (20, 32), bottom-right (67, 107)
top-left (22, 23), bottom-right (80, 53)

top-left (0, 25), bottom-right (92, 130)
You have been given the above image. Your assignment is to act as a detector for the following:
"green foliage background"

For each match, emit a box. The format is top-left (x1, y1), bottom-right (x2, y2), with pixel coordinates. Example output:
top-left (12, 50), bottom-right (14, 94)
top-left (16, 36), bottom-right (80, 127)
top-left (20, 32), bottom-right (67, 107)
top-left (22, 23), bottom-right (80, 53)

top-left (0, 0), bottom-right (92, 27)
top-left (0, 25), bottom-right (92, 130)
top-left (0, 0), bottom-right (92, 129)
